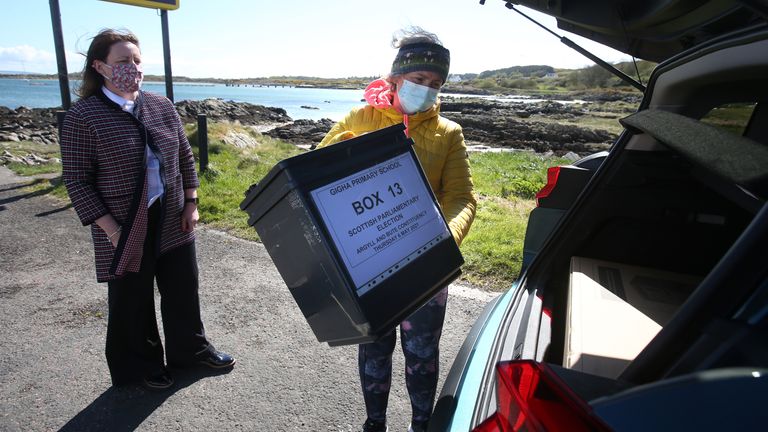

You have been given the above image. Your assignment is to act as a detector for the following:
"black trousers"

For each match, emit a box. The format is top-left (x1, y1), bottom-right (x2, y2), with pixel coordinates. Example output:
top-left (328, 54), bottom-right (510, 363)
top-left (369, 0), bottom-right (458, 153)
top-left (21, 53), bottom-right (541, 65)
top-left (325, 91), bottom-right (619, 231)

top-left (106, 202), bottom-right (211, 385)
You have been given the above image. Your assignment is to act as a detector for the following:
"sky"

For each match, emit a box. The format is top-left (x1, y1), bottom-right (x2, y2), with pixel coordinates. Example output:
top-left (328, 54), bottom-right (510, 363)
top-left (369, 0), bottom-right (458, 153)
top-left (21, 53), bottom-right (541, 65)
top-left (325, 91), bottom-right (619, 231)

top-left (0, 0), bottom-right (634, 79)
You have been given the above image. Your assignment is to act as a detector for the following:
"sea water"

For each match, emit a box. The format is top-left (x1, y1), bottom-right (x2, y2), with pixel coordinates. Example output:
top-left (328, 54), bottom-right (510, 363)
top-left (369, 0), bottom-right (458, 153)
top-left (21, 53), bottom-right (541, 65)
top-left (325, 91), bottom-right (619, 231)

top-left (0, 78), bottom-right (365, 121)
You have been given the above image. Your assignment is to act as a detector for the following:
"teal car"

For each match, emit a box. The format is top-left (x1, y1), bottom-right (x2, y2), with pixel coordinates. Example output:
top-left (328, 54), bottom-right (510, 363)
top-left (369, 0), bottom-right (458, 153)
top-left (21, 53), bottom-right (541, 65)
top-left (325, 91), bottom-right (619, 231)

top-left (432, 1), bottom-right (768, 430)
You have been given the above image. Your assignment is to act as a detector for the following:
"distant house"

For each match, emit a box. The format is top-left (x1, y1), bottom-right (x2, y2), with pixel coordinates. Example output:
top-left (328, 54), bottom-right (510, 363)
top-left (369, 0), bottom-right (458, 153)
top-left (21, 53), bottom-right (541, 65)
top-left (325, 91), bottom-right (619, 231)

top-left (544, 72), bottom-right (559, 79)
top-left (447, 75), bottom-right (463, 83)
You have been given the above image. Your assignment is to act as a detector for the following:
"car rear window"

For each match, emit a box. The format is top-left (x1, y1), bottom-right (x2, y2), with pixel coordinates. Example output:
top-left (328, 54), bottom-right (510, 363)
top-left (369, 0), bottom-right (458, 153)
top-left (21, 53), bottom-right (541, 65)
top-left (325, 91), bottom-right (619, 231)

top-left (700, 102), bottom-right (758, 136)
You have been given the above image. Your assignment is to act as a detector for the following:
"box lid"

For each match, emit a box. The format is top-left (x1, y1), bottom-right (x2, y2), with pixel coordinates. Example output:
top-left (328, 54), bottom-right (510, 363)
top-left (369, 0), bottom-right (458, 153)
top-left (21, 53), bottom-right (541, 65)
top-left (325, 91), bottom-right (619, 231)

top-left (240, 124), bottom-right (412, 225)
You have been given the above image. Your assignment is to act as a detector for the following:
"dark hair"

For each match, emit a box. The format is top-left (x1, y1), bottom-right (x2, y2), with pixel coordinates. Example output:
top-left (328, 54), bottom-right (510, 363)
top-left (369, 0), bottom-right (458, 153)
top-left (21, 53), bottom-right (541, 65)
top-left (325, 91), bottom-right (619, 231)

top-left (77, 29), bottom-right (140, 99)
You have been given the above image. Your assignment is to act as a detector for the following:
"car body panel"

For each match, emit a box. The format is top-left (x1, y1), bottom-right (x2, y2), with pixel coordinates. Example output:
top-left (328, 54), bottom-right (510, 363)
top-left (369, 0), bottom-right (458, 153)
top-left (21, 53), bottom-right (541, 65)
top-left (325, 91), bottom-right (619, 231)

top-left (522, 152), bottom-right (608, 269)
top-left (522, 206), bottom-right (565, 268)
top-left (438, 287), bottom-right (513, 431)
top-left (471, 282), bottom-right (543, 424)
top-left (507, 0), bottom-right (765, 62)
top-left (592, 368), bottom-right (768, 431)
top-left (430, 293), bottom-right (502, 431)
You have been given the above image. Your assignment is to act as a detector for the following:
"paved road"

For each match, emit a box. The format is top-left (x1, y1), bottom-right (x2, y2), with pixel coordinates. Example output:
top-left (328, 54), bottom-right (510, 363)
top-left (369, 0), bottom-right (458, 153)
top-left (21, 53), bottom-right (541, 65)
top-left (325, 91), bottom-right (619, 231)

top-left (0, 167), bottom-right (496, 432)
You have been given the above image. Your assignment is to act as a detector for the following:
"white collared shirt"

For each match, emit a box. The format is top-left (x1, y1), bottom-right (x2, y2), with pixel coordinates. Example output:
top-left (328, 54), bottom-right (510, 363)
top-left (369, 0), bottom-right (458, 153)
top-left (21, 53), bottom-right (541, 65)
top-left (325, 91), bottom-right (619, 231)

top-left (102, 87), bottom-right (164, 207)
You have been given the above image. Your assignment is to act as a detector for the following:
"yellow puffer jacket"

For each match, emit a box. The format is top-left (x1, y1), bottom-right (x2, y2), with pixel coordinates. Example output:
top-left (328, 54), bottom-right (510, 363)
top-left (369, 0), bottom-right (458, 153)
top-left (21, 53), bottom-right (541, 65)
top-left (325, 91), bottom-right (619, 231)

top-left (317, 103), bottom-right (476, 246)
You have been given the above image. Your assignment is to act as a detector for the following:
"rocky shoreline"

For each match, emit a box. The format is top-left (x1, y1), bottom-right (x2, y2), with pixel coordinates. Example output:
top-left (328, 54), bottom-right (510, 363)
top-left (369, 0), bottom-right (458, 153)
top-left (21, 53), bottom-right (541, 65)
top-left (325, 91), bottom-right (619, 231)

top-left (0, 94), bottom-right (638, 157)
top-left (0, 106), bottom-right (59, 146)
top-left (174, 98), bottom-right (292, 124)
top-left (440, 99), bottom-right (616, 154)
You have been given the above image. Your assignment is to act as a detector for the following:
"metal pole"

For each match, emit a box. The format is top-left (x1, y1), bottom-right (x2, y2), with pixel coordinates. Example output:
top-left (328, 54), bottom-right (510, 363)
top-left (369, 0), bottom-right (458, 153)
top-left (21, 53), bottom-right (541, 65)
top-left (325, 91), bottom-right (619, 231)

top-left (197, 114), bottom-right (208, 172)
top-left (505, 3), bottom-right (646, 92)
top-left (56, 110), bottom-right (67, 141)
top-left (160, 9), bottom-right (174, 102)
top-left (49, 0), bottom-right (71, 109)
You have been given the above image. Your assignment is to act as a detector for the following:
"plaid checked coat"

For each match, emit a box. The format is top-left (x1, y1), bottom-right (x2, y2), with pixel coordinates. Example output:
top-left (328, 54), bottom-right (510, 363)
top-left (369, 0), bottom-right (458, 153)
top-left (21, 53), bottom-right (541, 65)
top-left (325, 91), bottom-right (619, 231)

top-left (61, 90), bottom-right (199, 282)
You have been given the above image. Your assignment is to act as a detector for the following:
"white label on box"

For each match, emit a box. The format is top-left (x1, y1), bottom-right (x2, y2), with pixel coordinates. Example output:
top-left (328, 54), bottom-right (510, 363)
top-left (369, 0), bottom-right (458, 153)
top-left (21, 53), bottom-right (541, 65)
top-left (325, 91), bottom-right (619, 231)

top-left (310, 152), bottom-right (451, 295)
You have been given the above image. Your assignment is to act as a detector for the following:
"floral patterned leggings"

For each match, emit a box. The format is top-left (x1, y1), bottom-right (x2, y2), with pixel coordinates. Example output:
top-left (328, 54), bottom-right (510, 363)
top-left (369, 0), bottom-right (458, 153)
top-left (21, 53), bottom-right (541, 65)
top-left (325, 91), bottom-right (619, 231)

top-left (358, 288), bottom-right (449, 424)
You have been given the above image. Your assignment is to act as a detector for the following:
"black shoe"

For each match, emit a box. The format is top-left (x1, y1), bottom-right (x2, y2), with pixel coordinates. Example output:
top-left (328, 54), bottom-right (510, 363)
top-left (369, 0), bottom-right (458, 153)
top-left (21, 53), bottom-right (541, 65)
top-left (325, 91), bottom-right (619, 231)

top-left (362, 418), bottom-right (387, 432)
top-left (143, 370), bottom-right (174, 390)
top-left (198, 350), bottom-right (236, 369)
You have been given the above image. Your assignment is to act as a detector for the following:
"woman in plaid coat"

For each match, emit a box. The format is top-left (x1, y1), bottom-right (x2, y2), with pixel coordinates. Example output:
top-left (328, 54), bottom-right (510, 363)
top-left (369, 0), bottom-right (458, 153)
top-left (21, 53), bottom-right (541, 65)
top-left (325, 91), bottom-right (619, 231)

top-left (60, 29), bottom-right (234, 389)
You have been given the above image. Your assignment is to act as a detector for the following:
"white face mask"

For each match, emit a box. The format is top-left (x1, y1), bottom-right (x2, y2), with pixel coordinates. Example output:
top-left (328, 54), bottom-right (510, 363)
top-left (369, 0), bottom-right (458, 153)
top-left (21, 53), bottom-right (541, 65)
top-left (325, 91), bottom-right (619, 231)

top-left (397, 79), bottom-right (439, 114)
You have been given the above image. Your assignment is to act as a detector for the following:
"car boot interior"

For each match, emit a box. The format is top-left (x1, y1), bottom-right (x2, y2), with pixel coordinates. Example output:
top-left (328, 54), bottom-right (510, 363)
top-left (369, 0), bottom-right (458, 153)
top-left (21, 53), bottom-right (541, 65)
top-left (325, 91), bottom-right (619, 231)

top-left (524, 24), bottom-right (768, 389)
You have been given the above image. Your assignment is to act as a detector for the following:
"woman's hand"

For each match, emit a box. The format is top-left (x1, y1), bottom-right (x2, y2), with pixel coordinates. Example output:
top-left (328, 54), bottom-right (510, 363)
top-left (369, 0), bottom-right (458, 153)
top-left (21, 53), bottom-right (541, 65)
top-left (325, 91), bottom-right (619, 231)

top-left (95, 214), bottom-right (122, 248)
top-left (108, 228), bottom-right (122, 248)
top-left (181, 202), bottom-right (199, 232)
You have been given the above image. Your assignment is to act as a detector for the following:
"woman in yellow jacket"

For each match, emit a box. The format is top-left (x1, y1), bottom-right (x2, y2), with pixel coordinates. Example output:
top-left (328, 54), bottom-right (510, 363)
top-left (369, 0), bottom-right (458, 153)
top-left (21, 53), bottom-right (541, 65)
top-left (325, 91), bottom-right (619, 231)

top-left (317, 27), bottom-right (476, 432)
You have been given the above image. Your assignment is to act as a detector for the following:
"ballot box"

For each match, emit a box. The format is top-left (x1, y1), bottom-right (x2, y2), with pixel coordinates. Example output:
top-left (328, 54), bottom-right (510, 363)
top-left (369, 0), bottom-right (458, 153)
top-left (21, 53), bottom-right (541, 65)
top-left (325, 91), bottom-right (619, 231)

top-left (240, 124), bottom-right (464, 346)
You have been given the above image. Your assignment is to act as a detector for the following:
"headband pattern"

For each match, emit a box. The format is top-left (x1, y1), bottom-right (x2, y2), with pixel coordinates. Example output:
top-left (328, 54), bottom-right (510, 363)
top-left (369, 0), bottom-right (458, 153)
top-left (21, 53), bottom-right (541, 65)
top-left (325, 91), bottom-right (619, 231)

top-left (391, 42), bottom-right (450, 82)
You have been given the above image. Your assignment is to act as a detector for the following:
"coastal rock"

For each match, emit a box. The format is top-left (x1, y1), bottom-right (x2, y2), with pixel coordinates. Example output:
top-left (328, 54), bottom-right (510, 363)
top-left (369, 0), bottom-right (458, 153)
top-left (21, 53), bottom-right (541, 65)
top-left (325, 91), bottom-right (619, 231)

top-left (175, 98), bottom-right (292, 125)
top-left (264, 118), bottom-right (336, 148)
top-left (0, 95), bottom-right (627, 155)
top-left (0, 99), bottom-right (293, 146)
top-left (1, 132), bottom-right (20, 142)
top-left (261, 98), bottom-right (618, 155)
top-left (440, 98), bottom-right (615, 155)
top-left (0, 150), bottom-right (57, 166)
top-left (0, 106), bottom-right (60, 145)
top-left (563, 151), bottom-right (581, 162)
top-left (571, 90), bottom-right (642, 104)
top-left (223, 131), bottom-right (260, 149)
top-left (442, 85), bottom-right (494, 95)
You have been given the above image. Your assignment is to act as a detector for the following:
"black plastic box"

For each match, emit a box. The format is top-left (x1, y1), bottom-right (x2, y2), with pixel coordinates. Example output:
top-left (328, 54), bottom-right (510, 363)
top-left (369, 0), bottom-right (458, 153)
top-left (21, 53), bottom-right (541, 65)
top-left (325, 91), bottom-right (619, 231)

top-left (240, 124), bottom-right (464, 346)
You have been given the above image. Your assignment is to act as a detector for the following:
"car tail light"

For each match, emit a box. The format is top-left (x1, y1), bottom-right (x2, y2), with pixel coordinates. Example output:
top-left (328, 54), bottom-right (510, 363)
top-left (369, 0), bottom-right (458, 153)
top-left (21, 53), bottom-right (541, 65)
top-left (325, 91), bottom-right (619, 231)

top-left (535, 167), bottom-right (561, 207)
top-left (472, 361), bottom-right (611, 432)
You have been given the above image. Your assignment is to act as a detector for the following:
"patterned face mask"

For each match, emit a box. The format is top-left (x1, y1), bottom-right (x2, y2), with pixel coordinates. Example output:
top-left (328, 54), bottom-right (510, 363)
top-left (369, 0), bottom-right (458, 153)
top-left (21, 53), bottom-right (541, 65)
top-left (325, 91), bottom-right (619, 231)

top-left (103, 62), bottom-right (143, 93)
top-left (397, 79), bottom-right (439, 114)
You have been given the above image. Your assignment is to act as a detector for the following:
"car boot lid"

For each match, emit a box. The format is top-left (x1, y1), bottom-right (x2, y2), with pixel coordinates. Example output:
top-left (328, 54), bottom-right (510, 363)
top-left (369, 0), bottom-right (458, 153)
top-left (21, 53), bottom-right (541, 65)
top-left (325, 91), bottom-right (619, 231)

top-left (503, 0), bottom-right (767, 62)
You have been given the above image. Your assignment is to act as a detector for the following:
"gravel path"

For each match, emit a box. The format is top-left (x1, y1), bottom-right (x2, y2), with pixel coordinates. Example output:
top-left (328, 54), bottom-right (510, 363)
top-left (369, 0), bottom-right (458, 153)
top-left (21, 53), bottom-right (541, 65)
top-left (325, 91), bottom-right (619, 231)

top-left (0, 167), bottom-right (496, 432)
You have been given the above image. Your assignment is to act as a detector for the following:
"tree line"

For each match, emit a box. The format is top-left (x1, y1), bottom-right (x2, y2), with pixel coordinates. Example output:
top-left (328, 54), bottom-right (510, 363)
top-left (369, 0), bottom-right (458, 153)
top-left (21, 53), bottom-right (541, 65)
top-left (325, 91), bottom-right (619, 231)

top-left (448, 61), bottom-right (656, 92)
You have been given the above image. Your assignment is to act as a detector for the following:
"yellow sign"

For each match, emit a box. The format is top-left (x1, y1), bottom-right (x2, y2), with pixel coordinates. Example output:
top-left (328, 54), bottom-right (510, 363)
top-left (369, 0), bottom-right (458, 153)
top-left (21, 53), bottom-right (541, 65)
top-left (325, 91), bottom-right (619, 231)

top-left (101, 0), bottom-right (179, 10)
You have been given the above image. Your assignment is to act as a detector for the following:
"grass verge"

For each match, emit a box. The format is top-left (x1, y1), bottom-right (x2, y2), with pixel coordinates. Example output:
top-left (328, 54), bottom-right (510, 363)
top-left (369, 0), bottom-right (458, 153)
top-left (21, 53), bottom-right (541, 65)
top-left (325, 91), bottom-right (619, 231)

top-left (187, 122), bottom-right (304, 241)
top-left (1, 141), bottom-right (62, 176)
top-left (461, 151), bottom-right (567, 289)
top-left (3, 124), bottom-right (568, 290)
